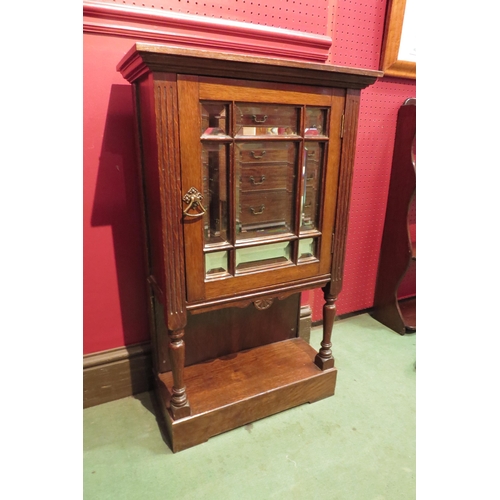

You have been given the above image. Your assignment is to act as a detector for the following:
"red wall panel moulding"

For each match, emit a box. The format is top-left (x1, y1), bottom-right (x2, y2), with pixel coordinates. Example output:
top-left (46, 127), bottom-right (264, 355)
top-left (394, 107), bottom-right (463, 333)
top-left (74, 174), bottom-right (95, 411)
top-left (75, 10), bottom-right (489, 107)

top-left (83, 1), bottom-right (332, 62)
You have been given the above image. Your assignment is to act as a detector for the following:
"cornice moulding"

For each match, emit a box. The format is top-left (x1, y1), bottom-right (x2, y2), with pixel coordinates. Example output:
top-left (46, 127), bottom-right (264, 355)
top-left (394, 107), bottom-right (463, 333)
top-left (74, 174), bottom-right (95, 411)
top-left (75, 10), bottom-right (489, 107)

top-left (83, 0), bottom-right (332, 63)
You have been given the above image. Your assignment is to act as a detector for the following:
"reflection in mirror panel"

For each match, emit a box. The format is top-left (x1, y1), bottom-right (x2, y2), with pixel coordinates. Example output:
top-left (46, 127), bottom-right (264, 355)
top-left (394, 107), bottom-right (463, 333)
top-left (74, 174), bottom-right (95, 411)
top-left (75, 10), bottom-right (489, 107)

top-left (235, 241), bottom-right (292, 271)
top-left (298, 238), bottom-right (317, 261)
top-left (205, 251), bottom-right (229, 276)
top-left (235, 141), bottom-right (298, 168)
top-left (235, 104), bottom-right (299, 136)
top-left (201, 102), bottom-right (229, 137)
top-left (235, 142), bottom-right (297, 241)
top-left (300, 142), bottom-right (324, 232)
top-left (202, 143), bottom-right (229, 245)
top-left (305, 107), bottom-right (328, 137)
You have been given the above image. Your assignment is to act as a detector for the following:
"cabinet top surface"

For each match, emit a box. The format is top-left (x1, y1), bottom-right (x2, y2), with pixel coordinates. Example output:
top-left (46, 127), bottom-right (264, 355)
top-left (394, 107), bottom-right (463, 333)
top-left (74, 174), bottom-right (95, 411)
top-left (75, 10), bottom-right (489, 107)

top-left (117, 43), bottom-right (382, 89)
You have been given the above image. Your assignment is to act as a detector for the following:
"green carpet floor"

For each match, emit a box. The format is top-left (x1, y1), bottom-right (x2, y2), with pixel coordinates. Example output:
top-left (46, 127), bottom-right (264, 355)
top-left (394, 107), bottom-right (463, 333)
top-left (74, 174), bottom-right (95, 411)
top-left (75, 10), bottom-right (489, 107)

top-left (83, 313), bottom-right (416, 500)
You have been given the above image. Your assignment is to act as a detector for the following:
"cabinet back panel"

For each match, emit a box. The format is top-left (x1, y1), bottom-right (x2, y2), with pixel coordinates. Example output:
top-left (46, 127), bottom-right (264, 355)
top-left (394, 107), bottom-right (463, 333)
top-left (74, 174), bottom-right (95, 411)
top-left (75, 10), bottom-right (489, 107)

top-left (154, 294), bottom-right (300, 373)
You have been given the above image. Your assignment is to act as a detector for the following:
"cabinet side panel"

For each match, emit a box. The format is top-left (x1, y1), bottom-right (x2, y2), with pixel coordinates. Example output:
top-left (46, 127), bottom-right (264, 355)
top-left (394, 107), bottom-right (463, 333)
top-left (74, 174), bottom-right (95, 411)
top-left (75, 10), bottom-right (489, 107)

top-left (131, 82), bottom-right (159, 372)
top-left (153, 74), bottom-right (188, 330)
top-left (136, 76), bottom-right (170, 370)
top-left (328, 89), bottom-right (361, 297)
top-left (136, 75), bottom-right (167, 298)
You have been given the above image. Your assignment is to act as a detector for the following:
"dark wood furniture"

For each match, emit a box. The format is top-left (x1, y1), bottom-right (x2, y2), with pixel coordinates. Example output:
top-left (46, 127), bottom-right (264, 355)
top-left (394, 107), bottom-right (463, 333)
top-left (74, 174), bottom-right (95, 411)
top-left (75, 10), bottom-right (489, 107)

top-left (372, 98), bottom-right (416, 334)
top-left (117, 44), bottom-right (381, 452)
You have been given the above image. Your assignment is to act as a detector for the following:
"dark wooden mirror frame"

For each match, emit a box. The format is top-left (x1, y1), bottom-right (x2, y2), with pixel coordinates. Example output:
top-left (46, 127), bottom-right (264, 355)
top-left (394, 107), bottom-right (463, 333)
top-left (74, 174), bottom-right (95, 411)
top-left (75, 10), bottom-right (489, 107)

top-left (380, 0), bottom-right (416, 79)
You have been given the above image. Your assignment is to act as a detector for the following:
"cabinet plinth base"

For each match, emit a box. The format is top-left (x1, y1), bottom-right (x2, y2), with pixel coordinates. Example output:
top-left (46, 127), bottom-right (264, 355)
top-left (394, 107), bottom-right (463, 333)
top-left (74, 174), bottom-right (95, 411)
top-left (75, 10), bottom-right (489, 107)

top-left (155, 338), bottom-right (337, 452)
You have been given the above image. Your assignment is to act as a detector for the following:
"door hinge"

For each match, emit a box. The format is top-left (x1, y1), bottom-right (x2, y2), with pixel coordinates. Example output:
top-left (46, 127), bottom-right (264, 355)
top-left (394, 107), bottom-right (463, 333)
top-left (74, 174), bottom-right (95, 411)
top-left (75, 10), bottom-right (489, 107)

top-left (340, 113), bottom-right (345, 139)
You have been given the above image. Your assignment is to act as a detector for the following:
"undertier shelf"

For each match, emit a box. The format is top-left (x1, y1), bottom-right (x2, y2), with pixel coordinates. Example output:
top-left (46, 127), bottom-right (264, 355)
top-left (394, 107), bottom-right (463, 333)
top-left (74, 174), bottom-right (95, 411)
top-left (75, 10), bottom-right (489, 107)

top-left (156, 337), bottom-right (337, 452)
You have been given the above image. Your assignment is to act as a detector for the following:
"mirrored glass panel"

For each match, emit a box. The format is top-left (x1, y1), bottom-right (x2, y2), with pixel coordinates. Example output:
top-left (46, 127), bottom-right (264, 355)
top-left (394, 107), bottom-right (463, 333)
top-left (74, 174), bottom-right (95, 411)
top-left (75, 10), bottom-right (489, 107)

top-left (298, 237), bottom-right (317, 261)
top-left (202, 143), bottom-right (229, 245)
top-left (205, 251), bottom-right (229, 276)
top-left (305, 107), bottom-right (328, 137)
top-left (201, 102), bottom-right (229, 137)
top-left (235, 104), bottom-right (299, 136)
top-left (235, 241), bottom-right (292, 271)
top-left (300, 142), bottom-right (324, 232)
top-left (235, 141), bottom-right (297, 240)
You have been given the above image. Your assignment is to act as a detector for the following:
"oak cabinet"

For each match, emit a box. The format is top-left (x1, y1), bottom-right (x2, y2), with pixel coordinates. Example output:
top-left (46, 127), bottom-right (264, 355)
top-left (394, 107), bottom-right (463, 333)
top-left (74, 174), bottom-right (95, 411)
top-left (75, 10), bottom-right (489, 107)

top-left (117, 44), bottom-right (380, 452)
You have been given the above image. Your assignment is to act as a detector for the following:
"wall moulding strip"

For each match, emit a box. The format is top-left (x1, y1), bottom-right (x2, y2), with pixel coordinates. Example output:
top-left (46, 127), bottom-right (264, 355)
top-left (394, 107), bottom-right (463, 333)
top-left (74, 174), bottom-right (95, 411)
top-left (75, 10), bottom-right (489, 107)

top-left (83, 1), bottom-right (332, 63)
top-left (83, 341), bottom-right (153, 408)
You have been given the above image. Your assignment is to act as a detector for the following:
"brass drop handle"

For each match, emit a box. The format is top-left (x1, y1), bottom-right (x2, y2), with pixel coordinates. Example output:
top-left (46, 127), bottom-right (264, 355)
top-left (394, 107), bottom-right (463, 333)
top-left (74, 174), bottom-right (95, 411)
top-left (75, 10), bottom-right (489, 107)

top-left (250, 205), bottom-right (265, 215)
top-left (250, 175), bottom-right (266, 185)
top-left (252, 114), bottom-right (268, 123)
top-left (182, 187), bottom-right (207, 218)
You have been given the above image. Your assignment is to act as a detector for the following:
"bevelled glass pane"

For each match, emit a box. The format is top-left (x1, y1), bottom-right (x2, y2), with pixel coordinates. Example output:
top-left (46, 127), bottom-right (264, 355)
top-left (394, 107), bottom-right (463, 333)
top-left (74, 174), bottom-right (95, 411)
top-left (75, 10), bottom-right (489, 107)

top-left (300, 142), bottom-right (324, 232)
top-left (202, 143), bottom-right (229, 245)
top-left (235, 104), bottom-right (299, 136)
top-left (235, 141), bottom-right (297, 240)
top-left (235, 241), bottom-right (292, 271)
top-left (201, 102), bottom-right (229, 137)
top-left (205, 251), bottom-right (228, 276)
top-left (305, 107), bottom-right (328, 137)
top-left (298, 238), bottom-right (317, 261)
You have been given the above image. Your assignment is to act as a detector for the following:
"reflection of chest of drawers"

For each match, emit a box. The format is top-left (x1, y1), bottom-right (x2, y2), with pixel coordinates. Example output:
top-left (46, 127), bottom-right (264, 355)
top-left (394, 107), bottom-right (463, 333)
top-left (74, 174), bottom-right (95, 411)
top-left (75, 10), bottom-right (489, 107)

top-left (117, 43), bottom-right (380, 452)
top-left (301, 144), bottom-right (322, 229)
top-left (238, 164), bottom-right (290, 190)
top-left (236, 104), bottom-right (298, 136)
top-left (302, 188), bottom-right (317, 227)
top-left (236, 142), bottom-right (296, 233)
top-left (237, 142), bottom-right (297, 165)
top-left (238, 189), bottom-right (292, 232)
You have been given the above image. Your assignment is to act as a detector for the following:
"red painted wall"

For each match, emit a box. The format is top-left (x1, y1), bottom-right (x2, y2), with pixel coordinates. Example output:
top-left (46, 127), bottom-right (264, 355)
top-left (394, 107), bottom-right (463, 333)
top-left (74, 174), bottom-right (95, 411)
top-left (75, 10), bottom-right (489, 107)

top-left (83, 35), bottom-right (150, 353)
top-left (84, 0), bottom-right (416, 353)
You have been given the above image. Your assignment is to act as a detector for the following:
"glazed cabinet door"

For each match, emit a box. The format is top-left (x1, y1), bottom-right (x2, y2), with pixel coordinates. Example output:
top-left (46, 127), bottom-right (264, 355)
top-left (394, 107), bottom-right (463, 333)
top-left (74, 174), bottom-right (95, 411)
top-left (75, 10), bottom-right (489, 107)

top-left (178, 76), bottom-right (345, 304)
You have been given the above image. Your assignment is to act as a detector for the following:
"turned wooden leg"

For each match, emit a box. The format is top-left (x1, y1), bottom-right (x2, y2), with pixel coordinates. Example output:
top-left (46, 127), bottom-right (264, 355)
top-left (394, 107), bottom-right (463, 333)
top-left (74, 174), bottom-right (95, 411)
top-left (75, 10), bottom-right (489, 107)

top-left (168, 328), bottom-right (191, 419)
top-left (314, 291), bottom-right (336, 370)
